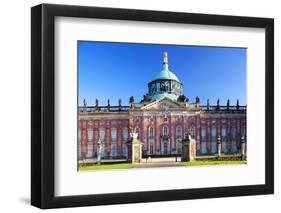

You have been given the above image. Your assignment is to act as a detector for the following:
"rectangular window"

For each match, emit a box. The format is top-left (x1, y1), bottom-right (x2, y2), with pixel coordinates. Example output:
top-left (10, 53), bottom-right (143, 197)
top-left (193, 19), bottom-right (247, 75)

top-left (211, 127), bottom-right (217, 153)
top-left (201, 128), bottom-right (206, 154)
top-left (100, 129), bottom-right (105, 141)
top-left (123, 128), bottom-right (128, 140)
top-left (87, 128), bottom-right (93, 141)
top-left (111, 128), bottom-right (117, 141)
top-left (222, 127), bottom-right (227, 153)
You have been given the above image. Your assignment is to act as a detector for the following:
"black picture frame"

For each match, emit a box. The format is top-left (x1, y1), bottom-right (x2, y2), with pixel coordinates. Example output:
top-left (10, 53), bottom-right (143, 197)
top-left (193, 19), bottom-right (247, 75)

top-left (31, 3), bottom-right (274, 209)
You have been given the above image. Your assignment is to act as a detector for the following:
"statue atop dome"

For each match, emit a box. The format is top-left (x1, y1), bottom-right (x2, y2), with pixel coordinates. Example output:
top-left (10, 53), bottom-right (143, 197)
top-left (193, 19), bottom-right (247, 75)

top-left (163, 51), bottom-right (169, 70)
top-left (164, 51), bottom-right (168, 64)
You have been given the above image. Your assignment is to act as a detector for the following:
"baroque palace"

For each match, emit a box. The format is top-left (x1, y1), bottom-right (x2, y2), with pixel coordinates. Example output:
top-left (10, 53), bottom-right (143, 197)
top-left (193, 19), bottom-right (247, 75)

top-left (78, 52), bottom-right (246, 159)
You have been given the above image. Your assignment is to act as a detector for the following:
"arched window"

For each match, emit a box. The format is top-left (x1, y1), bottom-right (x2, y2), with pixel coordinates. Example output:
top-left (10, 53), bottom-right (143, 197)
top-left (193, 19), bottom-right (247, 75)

top-left (149, 127), bottom-right (154, 138)
top-left (163, 126), bottom-right (168, 136)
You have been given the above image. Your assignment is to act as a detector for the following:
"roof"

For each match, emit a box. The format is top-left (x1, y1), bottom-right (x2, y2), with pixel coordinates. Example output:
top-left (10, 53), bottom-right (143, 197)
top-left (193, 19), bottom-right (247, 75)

top-left (153, 69), bottom-right (180, 82)
top-left (152, 52), bottom-right (180, 82)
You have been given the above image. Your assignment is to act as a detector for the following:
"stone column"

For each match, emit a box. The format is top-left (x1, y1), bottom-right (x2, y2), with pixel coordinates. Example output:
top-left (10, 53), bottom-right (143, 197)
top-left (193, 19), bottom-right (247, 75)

top-left (241, 136), bottom-right (246, 160)
top-left (181, 133), bottom-right (196, 162)
top-left (217, 136), bottom-right (222, 160)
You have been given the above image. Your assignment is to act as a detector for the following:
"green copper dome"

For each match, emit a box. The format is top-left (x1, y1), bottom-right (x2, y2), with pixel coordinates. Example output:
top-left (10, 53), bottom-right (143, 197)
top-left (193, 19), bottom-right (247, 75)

top-left (153, 52), bottom-right (180, 82)
top-left (147, 52), bottom-right (184, 101)
top-left (154, 69), bottom-right (180, 81)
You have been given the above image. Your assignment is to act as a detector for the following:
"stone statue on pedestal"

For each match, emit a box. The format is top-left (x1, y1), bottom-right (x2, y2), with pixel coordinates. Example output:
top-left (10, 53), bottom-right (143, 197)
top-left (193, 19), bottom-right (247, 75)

top-left (127, 128), bottom-right (142, 163)
top-left (83, 98), bottom-right (87, 112)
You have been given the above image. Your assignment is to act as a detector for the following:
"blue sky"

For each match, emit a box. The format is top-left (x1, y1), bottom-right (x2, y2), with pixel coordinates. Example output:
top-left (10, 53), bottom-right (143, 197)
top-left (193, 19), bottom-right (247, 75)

top-left (78, 41), bottom-right (246, 106)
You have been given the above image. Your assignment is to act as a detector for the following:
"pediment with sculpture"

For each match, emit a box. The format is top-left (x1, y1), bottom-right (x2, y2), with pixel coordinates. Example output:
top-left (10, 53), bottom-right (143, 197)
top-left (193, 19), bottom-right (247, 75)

top-left (141, 97), bottom-right (186, 110)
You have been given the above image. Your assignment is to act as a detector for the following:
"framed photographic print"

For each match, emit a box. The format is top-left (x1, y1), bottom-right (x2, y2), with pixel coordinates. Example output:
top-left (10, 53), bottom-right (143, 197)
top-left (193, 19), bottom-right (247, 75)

top-left (31, 3), bottom-right (274, 209)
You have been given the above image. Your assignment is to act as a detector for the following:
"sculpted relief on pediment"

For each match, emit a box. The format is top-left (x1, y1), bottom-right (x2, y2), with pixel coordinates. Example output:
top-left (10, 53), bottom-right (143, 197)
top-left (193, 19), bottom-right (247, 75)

top-left (142, 99), bottom-right (184, 110)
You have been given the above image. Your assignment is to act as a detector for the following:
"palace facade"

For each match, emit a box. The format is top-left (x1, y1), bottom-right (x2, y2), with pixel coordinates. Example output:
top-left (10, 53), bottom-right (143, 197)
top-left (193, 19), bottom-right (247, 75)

top-left (78, 52), bottom-right (246, 159)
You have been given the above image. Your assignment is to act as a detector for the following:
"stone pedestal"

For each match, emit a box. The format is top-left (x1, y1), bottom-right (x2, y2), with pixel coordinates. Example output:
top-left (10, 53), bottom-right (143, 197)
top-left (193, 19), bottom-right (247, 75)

top-left (181, 134), bottom-right (196, 162)
top-left (97, 139), bottom-right (102, 165)
top-left (127, 138), bottom-right (142, 163)
top-left (241, 136), bottom-right (246, 160)
top-left (217, 136), bottom-right (222, 159)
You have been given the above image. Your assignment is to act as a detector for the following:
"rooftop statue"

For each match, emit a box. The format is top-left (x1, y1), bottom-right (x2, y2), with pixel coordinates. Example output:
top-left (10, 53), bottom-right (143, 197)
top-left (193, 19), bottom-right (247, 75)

top-left (83, 98), bottom-right (87, 107)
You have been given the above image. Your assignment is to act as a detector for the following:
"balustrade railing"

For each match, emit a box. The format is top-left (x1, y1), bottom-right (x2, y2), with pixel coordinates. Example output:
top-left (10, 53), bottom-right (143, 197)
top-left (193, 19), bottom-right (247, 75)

top-left (78, 105), bottom-right (246, 113)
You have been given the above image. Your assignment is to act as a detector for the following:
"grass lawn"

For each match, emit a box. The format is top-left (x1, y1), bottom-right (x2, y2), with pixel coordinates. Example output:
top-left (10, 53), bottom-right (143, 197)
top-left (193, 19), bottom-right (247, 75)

top-left (79, 163), bottom-right (133, 171)
top-left (181, 160), bottom-right (247, 166)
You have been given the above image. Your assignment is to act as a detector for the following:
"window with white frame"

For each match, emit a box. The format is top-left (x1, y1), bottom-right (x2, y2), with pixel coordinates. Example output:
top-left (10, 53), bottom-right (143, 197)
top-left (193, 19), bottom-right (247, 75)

top-left (111, 128), bottom-right (117, 141)
top-left (201, 127), bottom-right (206, 153)
top-left (222, 127), bottom-right (227, 153)
top-left (123, 128), bottom-right (128, 140)
top-left (211, 126), bottom-right (217, 153)
top-left (99, 128), bottom-right (105, 141)
top-left (87, 128), bottom-right (93, 141)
